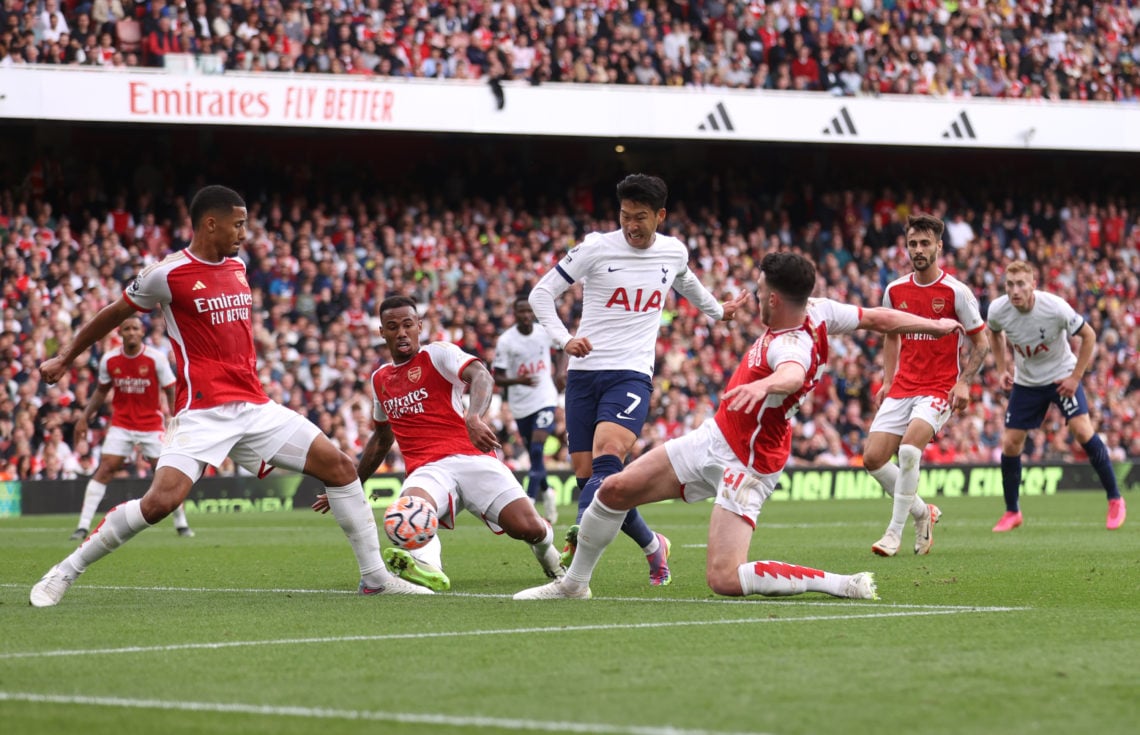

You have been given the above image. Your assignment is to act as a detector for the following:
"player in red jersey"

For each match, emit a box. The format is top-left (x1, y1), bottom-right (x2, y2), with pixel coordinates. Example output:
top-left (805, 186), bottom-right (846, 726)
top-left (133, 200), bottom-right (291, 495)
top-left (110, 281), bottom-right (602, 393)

top-left (31, 185), bottom-right (428, 607)
top-left (316, 295), bottom-right (564, 591)
top-left (864, 213), bottom-right (989, 557)
top-left (69, 316), bottom-right (195, 541)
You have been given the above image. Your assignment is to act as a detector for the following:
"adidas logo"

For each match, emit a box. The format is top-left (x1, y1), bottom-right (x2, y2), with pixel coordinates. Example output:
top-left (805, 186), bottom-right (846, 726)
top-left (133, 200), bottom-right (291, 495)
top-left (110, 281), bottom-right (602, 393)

top-left (822, 107), bottom-right (857, 136)
top-left (698, 102), bottom-right (735, 132)
top-left (898, 301), bottom-right (908, 310)
top-left (192, 281), bottom-right (207, 291)
top-left (941, 111), bottom-right (977, 139)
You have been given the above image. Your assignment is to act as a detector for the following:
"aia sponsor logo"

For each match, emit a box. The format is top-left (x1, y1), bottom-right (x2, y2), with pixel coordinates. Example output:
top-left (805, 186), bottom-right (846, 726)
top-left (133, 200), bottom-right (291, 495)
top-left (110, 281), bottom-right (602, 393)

top-left (604, 287), bottom-right (664, 312)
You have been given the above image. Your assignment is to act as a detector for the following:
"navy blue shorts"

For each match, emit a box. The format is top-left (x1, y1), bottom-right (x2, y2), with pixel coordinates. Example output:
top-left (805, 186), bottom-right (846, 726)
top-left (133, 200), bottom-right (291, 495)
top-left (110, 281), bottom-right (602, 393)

top-left (564, 370), bottom-right (653, 454)
top-left (1005, 382), bottom-right (1088, 430)
top-left (515, 407), bottom-right (556, 444)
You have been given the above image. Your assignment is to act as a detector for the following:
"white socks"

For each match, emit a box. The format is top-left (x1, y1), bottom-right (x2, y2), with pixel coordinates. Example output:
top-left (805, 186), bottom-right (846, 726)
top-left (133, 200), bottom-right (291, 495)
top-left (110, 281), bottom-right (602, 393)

top-left (77, 479), bottom-right (107, 530)
top-left (409, 534), bottom-right (444, 571)
top-left (737, 560), bottom-right (848, 597)
top-left (66, 499), bottom-right (151, 575)
top-left (871, 452), bottom-right (928, 534)
top-left (171, 504), bottom-right (189, 529)
top-left (563, 497), bottom-right (626, 591)
top-left (323, 480), bottom-right (389, 586)
top-left (887, 445), bottom-right (925, 535)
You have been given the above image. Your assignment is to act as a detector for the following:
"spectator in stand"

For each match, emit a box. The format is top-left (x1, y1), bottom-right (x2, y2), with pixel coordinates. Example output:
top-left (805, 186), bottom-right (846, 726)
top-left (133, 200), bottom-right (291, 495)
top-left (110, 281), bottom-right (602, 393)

top-left (143, 13), bottom-right (180, 67)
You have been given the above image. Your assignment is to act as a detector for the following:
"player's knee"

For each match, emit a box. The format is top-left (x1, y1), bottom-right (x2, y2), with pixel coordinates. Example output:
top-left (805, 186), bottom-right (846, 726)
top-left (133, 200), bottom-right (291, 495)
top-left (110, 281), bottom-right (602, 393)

top-left (506, 515), bottom-right (548, 544)
top-left (862, 452), bottom-right (886, 472)
top-left (596, 476), bottom-right (635, 511)
top-left (898, 444), bottom-right (922, 471)
top-left (325, 451), bottom-right (358, 486)
top-left (706, 566), bottom-right (743, 597)
top-left (1002, 436), bottom-right (1025, 455)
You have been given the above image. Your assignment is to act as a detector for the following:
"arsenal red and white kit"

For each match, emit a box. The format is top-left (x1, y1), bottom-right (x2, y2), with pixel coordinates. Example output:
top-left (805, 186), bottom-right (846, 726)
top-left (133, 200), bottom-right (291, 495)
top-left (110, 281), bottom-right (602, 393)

top-left (97, 345), bottom-right (176, 432)
top-left (714, 317), bottom-right (828, 474)
top-left (371, 342), bottom-right (488, 475)
top-left (124, 251), bottom-right (268, 414)
top-left (882, 272), bottom-right (985, 398)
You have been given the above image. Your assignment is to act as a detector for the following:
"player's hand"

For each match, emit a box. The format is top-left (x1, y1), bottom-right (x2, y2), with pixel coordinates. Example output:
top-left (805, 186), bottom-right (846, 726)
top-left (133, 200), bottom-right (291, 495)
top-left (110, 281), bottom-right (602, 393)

top-left (873, 383), bottom-right (890, 406)
top-left (929, 318), bottom-right (965, 337)
top-left (520, 375), bottom-right (540, 387)
top-left (40, 355), bottom-right (70, 385)
top-left (312, 494), bottom-right (331, 514)
top-left (564, 337), bottom-right (592, 358)
top-left (720, 291), bottom-right (751, 322)
top-left (723, 381), bottom-right (770, 414)
top-left (1000, 371), bottom-right (1015, 392)
top-left (948, 382), bottom-right (970, 414)
top-left (1056, 375), bottom-right (1080, 398)
top-left (465, 416), bottom-right (502, 452)
top-left (554, 373), bottom-right (567, 392)
top-left (74, 417), bottom-right (88, 440)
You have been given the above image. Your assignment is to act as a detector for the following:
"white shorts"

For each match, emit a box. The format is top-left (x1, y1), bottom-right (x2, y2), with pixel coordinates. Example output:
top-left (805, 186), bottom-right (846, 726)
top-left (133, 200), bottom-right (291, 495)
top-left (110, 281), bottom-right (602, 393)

top-left (102, 426), bottom-right (164, 460)
top-left (403, 454), bottom-right (526, 532)
top-left (869, 395), bottom-right (952, 436)
top-left (664, 420), bottom-right (780, 529)
top-left (157, 401), bottom-right (319, 481)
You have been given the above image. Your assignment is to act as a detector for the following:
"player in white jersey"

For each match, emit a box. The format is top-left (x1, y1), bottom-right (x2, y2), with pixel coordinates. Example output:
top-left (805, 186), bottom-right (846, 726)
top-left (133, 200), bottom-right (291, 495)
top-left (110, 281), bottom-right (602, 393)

top-left (313, 295), bottom-right (564, 591)
top-left (986, 261), bottom-right (1125, 531)
top-left (31, 185), bottom-right (428, 608)
top-left (69, 316), bottom-right (195, 541)
top-left (516, 252), bottom-right (963, 601)
top-left (528, 174), bottom-right (748, 586)
top-left (493, 297), bottom-right (565, 523)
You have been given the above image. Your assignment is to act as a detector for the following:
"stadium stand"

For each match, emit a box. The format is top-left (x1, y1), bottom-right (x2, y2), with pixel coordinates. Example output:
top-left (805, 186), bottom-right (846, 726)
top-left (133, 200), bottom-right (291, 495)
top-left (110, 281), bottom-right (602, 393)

top-left (0, 125), bottom-right (1137, 481)
top-left (0, 1), bottom-right (1138, 101)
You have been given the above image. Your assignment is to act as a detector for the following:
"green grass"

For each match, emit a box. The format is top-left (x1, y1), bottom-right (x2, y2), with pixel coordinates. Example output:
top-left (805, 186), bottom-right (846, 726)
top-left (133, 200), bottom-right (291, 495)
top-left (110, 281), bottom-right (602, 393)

top-left (2, 492), bottom-right (1137, 735)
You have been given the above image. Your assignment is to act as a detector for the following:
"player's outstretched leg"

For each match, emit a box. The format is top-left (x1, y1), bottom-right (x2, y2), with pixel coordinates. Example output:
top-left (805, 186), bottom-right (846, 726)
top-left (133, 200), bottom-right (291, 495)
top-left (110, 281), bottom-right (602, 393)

top-left (31, 499), bottom-right (153, 607)
top-left (737, 561), bottom-right (879, 600)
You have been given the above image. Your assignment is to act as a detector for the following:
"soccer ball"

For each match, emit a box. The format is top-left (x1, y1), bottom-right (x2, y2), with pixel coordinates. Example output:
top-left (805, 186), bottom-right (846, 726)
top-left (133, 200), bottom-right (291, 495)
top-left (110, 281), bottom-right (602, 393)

top-left (383, 495), bottom-right (438, 550)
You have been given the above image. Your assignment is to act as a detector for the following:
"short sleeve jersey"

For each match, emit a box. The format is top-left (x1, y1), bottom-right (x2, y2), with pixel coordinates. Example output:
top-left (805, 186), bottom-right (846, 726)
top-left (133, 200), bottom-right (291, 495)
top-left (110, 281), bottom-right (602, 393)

top-left (492, 325), bottom-right (559, 418)
top-left (882, 272), bottom-right (985, 398)
top-left (987, 291), bottom-right (1083, 387)
top-left (97, 345), bottom-right (176, 432)
top-left (547, 230), bottom-right (699, 376)
top-left (371, 342), bottom-right (487, 475)
top-left (124, 250), bottom-right (268, 413)
top-left (714, 317), bottom-right (828, 474)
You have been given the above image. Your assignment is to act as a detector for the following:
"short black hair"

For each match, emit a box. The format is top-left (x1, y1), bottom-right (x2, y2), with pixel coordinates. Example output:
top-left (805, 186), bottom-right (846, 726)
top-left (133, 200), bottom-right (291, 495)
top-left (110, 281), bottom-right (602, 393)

top-left (378, 295), bottom-right (418, 317)
top-left (616, 174), bottom-right (667, 211)
top-left (761, 252), bottom-right (816, 305)
top-left (189, 185), bottom-right (245, 230)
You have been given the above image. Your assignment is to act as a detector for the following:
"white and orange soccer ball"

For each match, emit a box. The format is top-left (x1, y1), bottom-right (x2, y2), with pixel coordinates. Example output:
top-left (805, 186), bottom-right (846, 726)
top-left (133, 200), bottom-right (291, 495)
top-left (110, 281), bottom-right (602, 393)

top-left (383, 495), bottom-right (438, 550)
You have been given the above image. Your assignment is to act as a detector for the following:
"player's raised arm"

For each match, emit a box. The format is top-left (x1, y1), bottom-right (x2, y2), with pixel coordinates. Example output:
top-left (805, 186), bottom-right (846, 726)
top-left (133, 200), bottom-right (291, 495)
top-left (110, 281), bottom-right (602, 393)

top-left (41, 298), bottom-right (139, 384)
top-left (859, 307), bottom-right (964, 336)
top-left (671, 267), bottom-right (726, 321)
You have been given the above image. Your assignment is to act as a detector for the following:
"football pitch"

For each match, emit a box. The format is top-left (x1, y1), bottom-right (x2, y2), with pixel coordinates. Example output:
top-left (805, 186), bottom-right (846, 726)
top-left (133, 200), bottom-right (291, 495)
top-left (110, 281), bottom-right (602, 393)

top-left (2, 492), bottom-right (1136, 735)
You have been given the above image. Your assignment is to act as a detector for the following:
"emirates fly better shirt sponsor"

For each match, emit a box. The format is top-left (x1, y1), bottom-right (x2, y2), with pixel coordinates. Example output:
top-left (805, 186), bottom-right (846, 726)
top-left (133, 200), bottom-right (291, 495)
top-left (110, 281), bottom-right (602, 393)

top-left (371, 342), bottom-right (487, 475)
top-left (124, 251), bottom-right (268, 413)
top-left (882, 272), bottom-right (985, 398)
top-left (98, 345), bottom-right (176, 432)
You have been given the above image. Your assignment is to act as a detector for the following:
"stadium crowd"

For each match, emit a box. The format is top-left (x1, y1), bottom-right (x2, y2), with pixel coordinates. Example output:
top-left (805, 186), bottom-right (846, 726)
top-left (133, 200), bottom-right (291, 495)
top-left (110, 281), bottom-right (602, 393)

top-left (2, 0), bottom-right (1140, 101)
top-left (1, 141), bottom-right (1139, 483)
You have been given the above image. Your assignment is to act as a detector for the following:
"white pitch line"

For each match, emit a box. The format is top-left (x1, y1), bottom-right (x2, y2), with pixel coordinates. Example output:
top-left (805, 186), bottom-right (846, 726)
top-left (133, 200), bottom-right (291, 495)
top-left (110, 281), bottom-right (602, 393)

top-left (0, 608), bottom-right (1019, 661)
top-left (0, 692), bottom-right (770, 735)
top-left (0, 582), bottom-right (1027, 612)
